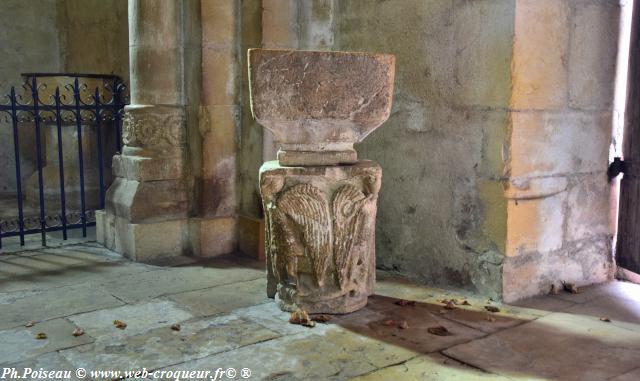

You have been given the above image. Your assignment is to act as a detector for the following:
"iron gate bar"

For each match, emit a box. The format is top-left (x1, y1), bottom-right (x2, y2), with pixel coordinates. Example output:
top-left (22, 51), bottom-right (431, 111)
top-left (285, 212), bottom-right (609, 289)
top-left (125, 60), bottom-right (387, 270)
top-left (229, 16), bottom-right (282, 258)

top-left (31, 76), bottom-right (47, 246)
top-left (54, 87), bottom-right (68, 240)
top-left (94, 88), bottom-right (105, 209)
top-left (113, 78), bottom-right (122, 153)
top-left (73, 77), bottom-right (87, 237)
top-left (9, 87), bottom-right (25, 246)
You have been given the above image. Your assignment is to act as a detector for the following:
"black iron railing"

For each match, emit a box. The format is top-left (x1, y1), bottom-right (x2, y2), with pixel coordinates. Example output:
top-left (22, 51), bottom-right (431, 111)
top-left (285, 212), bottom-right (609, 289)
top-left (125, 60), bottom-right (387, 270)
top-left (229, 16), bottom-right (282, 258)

top-left (0, 73), bottom-right (127, 248)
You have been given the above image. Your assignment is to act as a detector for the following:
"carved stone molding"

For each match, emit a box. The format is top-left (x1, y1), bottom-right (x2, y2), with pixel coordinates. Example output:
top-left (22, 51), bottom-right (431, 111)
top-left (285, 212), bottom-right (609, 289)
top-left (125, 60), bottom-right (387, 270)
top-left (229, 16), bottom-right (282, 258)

top-left (260, 160), bottom-right (381, 314)
top-left (122, 105), bottom-right (186, 148)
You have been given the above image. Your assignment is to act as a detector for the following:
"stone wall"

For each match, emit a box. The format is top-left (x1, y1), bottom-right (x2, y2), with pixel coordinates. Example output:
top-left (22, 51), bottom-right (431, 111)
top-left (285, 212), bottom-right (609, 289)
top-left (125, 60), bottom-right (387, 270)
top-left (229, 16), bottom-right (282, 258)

top-left (237, 0), bottom-right (621, 301)
top-left (234, 0), bottom-right (514, 297)
top-left (331, 0), bottom-right (514, 298)
top-left (0, 0), bottom-right (129, 195)
top-left (502, 0), bottom-right (620, 301)
top-left (0, 0), bottom-right (61, 194)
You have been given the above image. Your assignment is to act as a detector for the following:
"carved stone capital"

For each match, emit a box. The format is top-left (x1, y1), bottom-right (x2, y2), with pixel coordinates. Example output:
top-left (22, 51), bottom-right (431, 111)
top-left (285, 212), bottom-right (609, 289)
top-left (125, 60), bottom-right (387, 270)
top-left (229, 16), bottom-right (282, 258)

top-left (122, 105), bottom-right (186, 155)
top-left (260, 160), bottom-right (382, 314)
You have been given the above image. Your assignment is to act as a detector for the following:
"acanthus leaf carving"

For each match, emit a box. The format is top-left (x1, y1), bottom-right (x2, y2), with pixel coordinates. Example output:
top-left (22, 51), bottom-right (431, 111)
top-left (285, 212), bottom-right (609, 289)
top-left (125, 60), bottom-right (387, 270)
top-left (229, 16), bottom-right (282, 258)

top-left (122, 111), bottom-right (186, 148)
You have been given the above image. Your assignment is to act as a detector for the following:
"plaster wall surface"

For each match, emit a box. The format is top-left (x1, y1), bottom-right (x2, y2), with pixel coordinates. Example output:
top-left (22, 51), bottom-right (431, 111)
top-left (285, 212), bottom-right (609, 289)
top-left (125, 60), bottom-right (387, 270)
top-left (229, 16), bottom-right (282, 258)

top-left (0, 0), bottom-right (129, 196)
top-left (0, 0), bottom-right (61, 194)
top-left (330, 0), bottom-right (515, 298)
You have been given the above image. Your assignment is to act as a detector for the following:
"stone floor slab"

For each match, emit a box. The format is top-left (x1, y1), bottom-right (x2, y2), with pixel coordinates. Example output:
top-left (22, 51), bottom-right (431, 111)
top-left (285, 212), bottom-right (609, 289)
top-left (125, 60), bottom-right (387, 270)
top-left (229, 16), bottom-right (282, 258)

top-left (0, 284), bottom-right (124, 330)
top-left (610, 367), bottom-right (640, 381)
top-left (331, 295), bottom-right (487, 354)
top-left (554, 280), bottom-right (640, 304)
top-left (8, 352), bottom-right (82, 381)
top-left (0, 250), bottom-right (154, 293)
top-left (168, 278), bottom-right (269, 317)
top-left (68, 300), bottom-right (193, 339)
top-left (511, 294), bottom-right (578, 314)
top-left (162, 323), bottom-right (417, 380)
top-left (564, 295), bottom-right (640, 331)
top-left (0, 318), bottom-right (93, 365)
top-left (350, 353), bottom-right (512, 381)
top-left (444, 312), bottom-right (640, 381)
top-left (61, 314), bottom-right (279, 371)
top-left (101, 265), bottom-right (264, 303)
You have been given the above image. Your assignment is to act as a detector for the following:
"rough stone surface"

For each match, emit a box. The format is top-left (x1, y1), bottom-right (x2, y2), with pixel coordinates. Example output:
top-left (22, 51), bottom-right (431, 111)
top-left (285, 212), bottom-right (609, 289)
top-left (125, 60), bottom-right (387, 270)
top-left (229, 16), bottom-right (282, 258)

top-left (260, 160), bottom-right (381, 313)
top-left (2, 245), bottom-right (640, 380)
top-left (444, 312), bottom-right (640, 381)
top-left (511, 0), bottom-right (569, 110)
top-left (249, 48), bottom-right (395, 165)
top-left (351, 354), bottom-right (512, 381)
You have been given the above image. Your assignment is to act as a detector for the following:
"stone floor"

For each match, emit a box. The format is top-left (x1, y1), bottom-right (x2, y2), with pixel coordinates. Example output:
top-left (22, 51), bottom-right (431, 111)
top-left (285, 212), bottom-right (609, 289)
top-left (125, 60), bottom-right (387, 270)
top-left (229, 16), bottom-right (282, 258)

top-left (1, 243), bottom-right (639, 381)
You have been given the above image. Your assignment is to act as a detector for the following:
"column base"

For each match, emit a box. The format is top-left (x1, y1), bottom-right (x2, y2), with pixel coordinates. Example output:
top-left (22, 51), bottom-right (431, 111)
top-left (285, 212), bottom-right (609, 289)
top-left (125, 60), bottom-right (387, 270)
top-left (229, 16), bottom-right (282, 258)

top-left (260, 160), bottom-right (382, 314)
top-left (96, 210), bottom-right (236, 262)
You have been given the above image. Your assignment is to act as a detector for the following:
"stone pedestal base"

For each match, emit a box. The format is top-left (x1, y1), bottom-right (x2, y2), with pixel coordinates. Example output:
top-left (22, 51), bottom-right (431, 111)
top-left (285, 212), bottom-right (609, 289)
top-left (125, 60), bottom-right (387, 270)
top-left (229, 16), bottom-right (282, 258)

top-left (259, 160), bottom-right (382, 314)
top-left (96, 210), bottom-right (237, 262)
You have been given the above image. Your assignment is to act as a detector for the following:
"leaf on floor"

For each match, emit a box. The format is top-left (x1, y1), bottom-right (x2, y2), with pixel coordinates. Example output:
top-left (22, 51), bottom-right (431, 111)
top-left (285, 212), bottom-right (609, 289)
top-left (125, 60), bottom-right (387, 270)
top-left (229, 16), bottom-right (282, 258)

top-left (383, 319), bottom-right (396, 326)
top-left (561, 281), bottom-right (580, 294)
top-left (394, 299), bottom-right (416, 307)
top-left (484, 306), bottom-right (500, 313)
top-left (170, 324), bottom-right (181, 331)
top-left (289, 309), bottom-right (315, 328)
top-left (427, 326), bottom-right (451, 336)
top-left (441, 300), bottom-right (457, 310)
top-left (35, 333), bottom-right (47, 340)
top-left (599, 317), bottom-right (612, 323)
top-left (398, 320), bottom-right (409, 329)
top-left (113, 320), bottom-right (127, 329)
top-left (72, 328), bottom-right (85, 337)
top-left (25, 321), bottom-right (36, 327)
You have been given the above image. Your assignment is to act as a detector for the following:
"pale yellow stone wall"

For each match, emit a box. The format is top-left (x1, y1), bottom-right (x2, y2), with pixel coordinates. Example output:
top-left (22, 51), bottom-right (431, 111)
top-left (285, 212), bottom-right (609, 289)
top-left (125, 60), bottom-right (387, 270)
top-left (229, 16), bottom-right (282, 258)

top-left (503, 0), bottom-right (620, 301)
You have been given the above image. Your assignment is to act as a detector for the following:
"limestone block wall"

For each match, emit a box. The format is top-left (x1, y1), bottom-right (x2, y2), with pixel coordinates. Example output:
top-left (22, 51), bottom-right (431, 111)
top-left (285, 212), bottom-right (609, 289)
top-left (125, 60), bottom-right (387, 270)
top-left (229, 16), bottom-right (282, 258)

top-left (502, 0), bottom-right (620, 301)
top-left (234, 0), bottom-right (514, 297)
top-left (233, 0), bottom-right (620, 300)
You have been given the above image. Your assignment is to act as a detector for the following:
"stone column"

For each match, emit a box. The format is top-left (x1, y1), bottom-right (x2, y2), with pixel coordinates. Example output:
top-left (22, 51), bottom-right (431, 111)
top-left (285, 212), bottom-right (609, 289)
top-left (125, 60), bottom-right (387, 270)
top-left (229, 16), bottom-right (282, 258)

top-left (96, 0), bottom-right (200, 261)
top-left (249, 49), bottom-right (395, 313)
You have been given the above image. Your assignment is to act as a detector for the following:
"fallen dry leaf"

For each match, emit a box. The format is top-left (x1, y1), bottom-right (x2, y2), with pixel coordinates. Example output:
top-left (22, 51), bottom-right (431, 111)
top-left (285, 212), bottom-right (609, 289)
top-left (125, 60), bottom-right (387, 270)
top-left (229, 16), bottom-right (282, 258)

top-left (549, 284), bottom-right (559, 295)
top-left (398, 320), bottom-right (409, 329)
top-left (289, 309), bottom-right (315, 328)
top-left (25, 321), bottom-right (35, 328)
top-left (170, 324), bottom-right (181, 331)
top-left (383, 319), bottom-right (396, 326)
top-left (35, 333), bottom-right (47, 340)
top-left (394, 299), bottom-right (416, 307)
top-left (484, 306), bottom-right (500, 313)
top-left (113, 320), bottom-right (127, 329)
top-left (600, 317), bottom-right (612, 323)
top-left (427, 326), bottom-right (451, 336)
top-left (444, 301), bottom-right (457, 310)
top-left (562, 281), bottom-right (580, 294)
top-left (311, 314), bottom-right (332, 323)
top-left (72, 328), bottom-right (85, 337)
